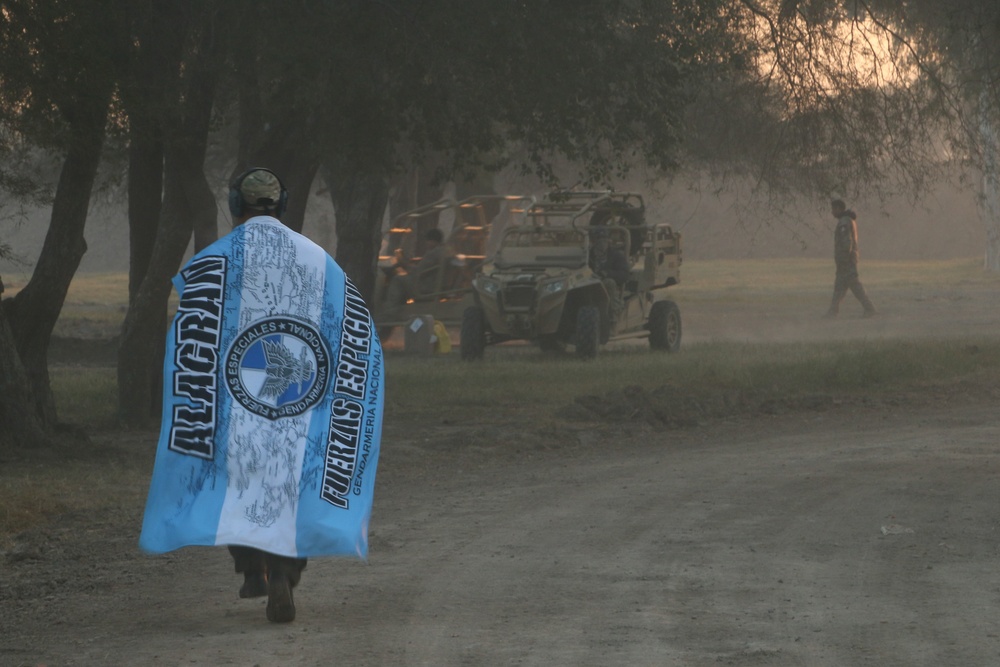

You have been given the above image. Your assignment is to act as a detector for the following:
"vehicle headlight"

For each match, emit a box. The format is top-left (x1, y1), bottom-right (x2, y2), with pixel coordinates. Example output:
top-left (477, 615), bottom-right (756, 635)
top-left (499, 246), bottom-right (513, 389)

top-left (479, 277), bottom-right (501, 295)
top-left (541, 279), bottom-right (567, 296)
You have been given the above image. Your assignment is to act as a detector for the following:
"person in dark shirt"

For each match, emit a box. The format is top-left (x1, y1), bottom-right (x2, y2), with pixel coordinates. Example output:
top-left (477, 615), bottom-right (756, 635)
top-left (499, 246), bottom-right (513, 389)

top-left (589, 227), bottom-right (630, 325)
top-left (825, 199), bottom-right (876, 318)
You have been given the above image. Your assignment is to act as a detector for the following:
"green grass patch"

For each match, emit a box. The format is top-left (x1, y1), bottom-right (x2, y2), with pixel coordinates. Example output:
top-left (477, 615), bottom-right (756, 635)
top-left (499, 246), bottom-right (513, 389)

top-left (5, 260), bottom-right (1000, 543)
top-left (673, 257), bottom-right (998, 292)
top-left (50, 366), bottom-right (119, 428)
top-left (2, 367), bottom-right (137, 546)
top-left (670, 257), bottom-right (1000, 305)
top-left (678, 339), bottom-right (998, 394)
top-left (383, 337), bottom-right (1000, 423)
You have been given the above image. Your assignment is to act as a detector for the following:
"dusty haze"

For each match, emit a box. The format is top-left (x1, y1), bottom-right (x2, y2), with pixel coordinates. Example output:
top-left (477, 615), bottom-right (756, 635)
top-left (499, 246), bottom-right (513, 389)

top-left (0, 173), bottom-right (984, 282)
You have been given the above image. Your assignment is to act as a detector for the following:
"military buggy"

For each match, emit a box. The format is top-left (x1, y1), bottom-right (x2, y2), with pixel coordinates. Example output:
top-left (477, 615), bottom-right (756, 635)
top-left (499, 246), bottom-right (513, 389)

top-left (371, 195), bottom-right (532, 334)
top-left (460, 191), bottom-right (682, 359)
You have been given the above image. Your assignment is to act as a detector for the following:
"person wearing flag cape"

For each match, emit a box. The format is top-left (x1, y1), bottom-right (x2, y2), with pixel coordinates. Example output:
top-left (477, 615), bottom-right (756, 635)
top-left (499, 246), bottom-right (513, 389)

top-left (139, 168), bottom-right (384, 623)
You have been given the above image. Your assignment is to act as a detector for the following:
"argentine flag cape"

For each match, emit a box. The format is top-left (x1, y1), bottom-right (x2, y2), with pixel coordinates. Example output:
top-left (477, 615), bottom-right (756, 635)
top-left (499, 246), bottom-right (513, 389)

top-left (140, 216), bottom-right (383, 559)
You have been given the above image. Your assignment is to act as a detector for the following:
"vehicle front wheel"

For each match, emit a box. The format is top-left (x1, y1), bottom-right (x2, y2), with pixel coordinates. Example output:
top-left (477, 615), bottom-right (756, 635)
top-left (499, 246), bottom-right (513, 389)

top-left (460, 306), bottom-right (487, 360)
top-left (648, 300), bottom-right (681, 352)
top-left (575, 305), bottom-right (600, 359)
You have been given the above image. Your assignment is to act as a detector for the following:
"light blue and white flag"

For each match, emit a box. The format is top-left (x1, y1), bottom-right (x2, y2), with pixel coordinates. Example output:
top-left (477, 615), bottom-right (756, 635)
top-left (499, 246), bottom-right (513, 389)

top-left (139, 216), bottom-right (383, 559)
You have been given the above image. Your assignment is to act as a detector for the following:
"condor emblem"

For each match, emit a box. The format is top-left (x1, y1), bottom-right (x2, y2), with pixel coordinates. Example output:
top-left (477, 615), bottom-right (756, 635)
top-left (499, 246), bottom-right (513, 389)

top-left (225, 317), bottom-right (331, 420)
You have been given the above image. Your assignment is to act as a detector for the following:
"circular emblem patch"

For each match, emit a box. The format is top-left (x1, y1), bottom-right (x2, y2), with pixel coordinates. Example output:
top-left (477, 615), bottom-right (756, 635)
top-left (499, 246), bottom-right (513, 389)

top-left (225, 317), bottom-right (331, 420)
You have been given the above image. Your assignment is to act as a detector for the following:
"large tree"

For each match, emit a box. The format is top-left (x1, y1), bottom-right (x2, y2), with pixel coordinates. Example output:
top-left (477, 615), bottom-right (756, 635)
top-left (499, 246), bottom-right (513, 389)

top-left (0, 271), bottom-right (45, 449)
top-left (110, 0), bottom-right (750, 425)
top-left (8, 0), bottom-right (996, 437)
top-left (222, 0), bottom-right (745, 296)
top-left (686, 1), bottom-right (1000, 263)
top-left (117, 0), bottom-right (226, 427)
top-left (0, 0), bottom-right (127, 438)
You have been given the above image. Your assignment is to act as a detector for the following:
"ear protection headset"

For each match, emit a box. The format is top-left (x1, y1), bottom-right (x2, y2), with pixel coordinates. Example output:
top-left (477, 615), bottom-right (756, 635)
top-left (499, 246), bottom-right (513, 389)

top-left (228, 167), bottom-right (289, 218)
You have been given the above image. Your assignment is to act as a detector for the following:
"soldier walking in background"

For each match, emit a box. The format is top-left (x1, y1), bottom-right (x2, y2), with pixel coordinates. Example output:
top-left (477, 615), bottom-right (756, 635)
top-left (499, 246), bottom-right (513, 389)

top-left (825, 199), bottom-right (876, 318)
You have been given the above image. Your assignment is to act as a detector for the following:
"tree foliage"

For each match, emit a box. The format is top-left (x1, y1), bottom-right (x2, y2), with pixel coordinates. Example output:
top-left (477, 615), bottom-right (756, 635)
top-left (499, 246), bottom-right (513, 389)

top-left (683, 0), bottom-right (1000, 206)
top-left (5, 0), bottom-right (1000, 436)
top-left (0, 0), bottom-right (126, 437)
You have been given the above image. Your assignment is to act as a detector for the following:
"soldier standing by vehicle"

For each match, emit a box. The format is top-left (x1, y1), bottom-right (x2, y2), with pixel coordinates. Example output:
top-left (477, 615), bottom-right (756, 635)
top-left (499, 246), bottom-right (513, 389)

top-left (825, 199), bottom-right (876, 318)
top-left (589, 226), bottom-right (630, 326)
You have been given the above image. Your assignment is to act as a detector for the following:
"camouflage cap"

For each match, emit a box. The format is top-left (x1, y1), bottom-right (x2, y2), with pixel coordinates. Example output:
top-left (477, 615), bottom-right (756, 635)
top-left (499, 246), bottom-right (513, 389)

top-left (238, 169), bottom-right (283, 209)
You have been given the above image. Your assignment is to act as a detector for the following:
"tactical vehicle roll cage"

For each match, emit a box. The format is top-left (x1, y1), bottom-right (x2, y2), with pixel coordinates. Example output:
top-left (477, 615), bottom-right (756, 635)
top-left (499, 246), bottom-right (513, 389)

top-left (371, 195), bottom-right (534, 331)
top-left (461, 190), bottom-right (682, 359)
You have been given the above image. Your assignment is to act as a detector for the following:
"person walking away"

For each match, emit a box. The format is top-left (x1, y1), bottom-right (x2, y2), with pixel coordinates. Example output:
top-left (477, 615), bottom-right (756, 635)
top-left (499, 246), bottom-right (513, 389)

top-left (139, 168), bottom-right (385, 624)
top-left (825, 199), bottom-right (876, 318)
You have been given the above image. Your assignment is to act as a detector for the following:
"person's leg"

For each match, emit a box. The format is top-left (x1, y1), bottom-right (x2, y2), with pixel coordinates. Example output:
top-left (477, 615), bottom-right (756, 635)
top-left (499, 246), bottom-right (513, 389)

top-left (264, 554), bottom-right (308, 623)
top-left (826, 275), bottom-right (848, 317)
top-left (229, 546), bottom-right (268, 599)
top-left (602, 278), bottom-right (623, 327)
top-left (849, 278), bottom-right (876, 316)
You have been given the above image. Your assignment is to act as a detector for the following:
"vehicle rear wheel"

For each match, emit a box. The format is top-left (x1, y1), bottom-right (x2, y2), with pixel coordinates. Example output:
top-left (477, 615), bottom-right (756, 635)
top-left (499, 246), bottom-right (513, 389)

top-left (648, 300), bottom-right (681, 352)
top-left (575, 306), bottom-right (600, 359)
top-left (460, 306), bottom-right (487, 360)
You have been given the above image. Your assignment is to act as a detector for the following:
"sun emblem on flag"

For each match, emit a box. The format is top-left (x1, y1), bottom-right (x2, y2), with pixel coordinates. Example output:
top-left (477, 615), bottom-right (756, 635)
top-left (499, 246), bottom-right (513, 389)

top-left (225, 317), bottom-right (331, 420)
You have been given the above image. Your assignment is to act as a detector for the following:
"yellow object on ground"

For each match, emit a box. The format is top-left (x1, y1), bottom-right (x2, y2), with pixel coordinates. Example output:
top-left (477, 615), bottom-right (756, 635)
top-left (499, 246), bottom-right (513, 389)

top-left (433, 320), bottom-right (452, 353)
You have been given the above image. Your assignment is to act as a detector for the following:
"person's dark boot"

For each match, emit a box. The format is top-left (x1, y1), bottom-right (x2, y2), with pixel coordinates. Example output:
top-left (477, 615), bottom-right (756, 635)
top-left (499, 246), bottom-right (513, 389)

top-left (266, 571), bottom-right (295, 623)
top-left (265, 556), bottom-right (305, 623)
top-left (230, 546), bottom-right (268, 599)
top-left (239, 571), bottom-right (268, 599)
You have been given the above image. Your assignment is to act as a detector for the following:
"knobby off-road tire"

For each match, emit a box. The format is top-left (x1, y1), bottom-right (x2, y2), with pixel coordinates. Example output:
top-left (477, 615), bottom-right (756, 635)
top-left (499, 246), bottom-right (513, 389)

top-left (575, 305), bottom-right (600, 359)
top-left (648, 300), bottom-right (681, 352)
top-left (460, 306), bottom-right (487, 360)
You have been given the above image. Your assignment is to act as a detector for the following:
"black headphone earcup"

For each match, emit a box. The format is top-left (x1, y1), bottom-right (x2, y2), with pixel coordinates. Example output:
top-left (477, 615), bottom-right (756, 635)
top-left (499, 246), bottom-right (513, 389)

top-left (228, 187), bottom-right (243, 217)
top-left (277, 189), bottom-right (288, 216)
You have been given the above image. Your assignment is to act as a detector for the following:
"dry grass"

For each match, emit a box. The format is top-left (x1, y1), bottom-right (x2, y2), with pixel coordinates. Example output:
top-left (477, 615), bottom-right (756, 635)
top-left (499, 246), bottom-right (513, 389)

top-left (673, 257), bottom-right (999, 294)
top-left (0, 432), bottom-right (150, 550)
top-left (384, 337), bottom-right (1000, 424)
top-left (5, 259), bottom-right (1000, 544)
top-left (15, 258), bottom-right (998, 338)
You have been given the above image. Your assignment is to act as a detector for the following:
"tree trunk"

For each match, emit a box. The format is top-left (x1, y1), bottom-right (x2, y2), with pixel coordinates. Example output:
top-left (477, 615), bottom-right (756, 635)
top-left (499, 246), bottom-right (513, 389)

top-left (237, 97), bottom-right (322, 235)
top-left (123, 0), bottom-right (179, 303)
top-left (4, 94), bottom-right (110, 425)
top-left (127, 128), bottom-right (165, 304)
top-left (118, 150), bottom-right (217, 426)
top-left (117, 13), bottom-right (220, 427)
top-left (256, 158), bottom-right (319, 235)
top-left (240, 133), bottom-right (320, 234)
top-left (323, 163), bottom-right (390, 303)
top-left (978, 89), bottom-right (1000, 271)
top-left (0, 285), bottom-right (47, 449)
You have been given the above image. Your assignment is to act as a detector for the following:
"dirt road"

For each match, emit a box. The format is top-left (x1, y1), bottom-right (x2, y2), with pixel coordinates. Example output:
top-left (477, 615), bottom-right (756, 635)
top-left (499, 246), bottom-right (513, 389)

top-left (4, 393), bottom-right (1000, 666)
top-left (5, 271), bottom-right (1000, 666)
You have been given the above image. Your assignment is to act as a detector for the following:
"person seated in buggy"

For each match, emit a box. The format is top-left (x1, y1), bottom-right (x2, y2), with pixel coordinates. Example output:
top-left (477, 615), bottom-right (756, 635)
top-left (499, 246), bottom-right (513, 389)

top-left (588, 226), bottom-right (630, 326)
